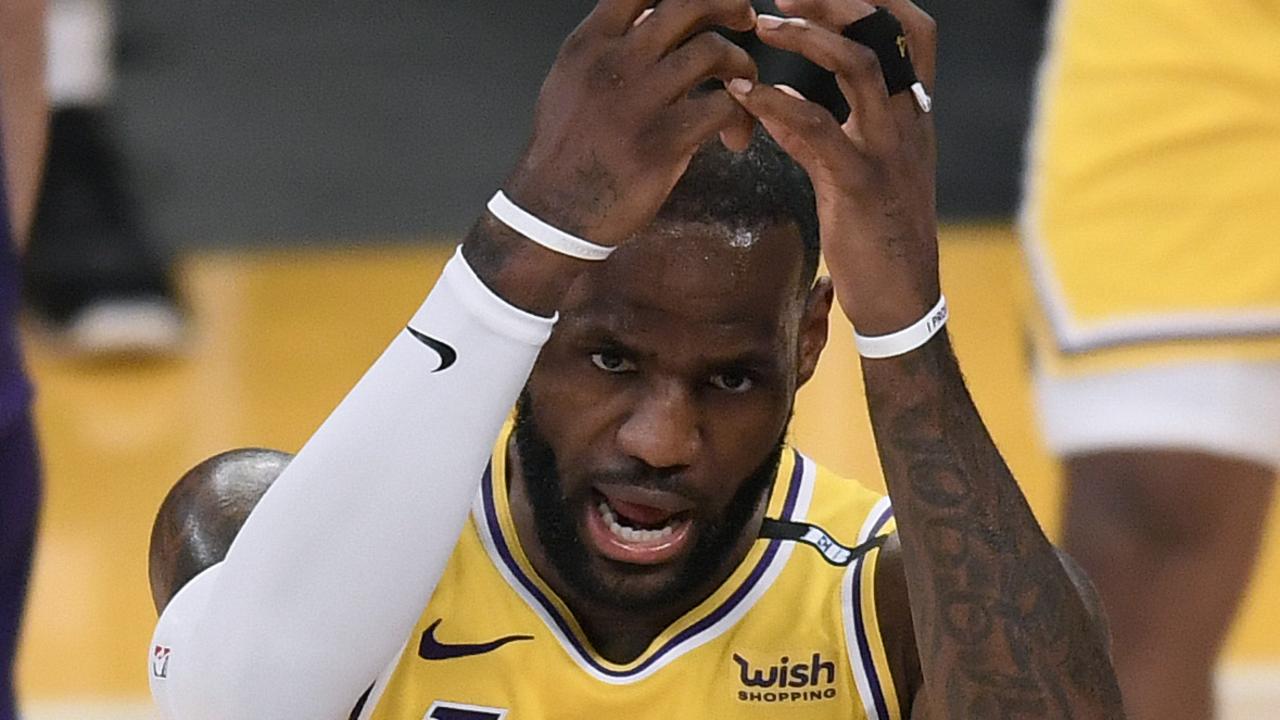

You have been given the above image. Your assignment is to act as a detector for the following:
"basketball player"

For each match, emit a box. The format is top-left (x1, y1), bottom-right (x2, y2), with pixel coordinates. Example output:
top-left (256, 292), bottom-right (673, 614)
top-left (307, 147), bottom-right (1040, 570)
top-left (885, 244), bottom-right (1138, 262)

top-left (1, 0), bottom-right (48, 717)
top-left (1021, 0), bottom-right (1280, 717)
top-left (149, 1), bottom-right (1125, 718)
top-left (24, 0), bottom-right (185, 356)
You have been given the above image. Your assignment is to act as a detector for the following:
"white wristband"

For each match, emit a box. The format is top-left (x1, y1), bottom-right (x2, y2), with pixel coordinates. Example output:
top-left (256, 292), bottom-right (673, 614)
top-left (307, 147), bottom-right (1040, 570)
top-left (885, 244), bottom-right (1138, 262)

top-left (487, 190), bottom-right (615, 261)
top-left (854, 295), bottom-right (948, 359)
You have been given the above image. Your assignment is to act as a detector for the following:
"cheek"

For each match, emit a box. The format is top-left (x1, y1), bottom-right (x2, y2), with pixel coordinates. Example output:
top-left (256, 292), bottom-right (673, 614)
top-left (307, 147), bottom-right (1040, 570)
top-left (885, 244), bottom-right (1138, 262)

top-left (526, 351), bottom-right (625, 464)
top-left (699, 388), bottom-right (792, 483)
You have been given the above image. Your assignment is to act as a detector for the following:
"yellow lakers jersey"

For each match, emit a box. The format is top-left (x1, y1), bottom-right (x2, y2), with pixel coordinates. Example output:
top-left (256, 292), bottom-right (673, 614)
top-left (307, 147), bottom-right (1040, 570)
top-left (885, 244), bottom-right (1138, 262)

top-left (1021, 0), bottom-right (1280, 372)
top-left (361, 433), bottom-right (901, 720)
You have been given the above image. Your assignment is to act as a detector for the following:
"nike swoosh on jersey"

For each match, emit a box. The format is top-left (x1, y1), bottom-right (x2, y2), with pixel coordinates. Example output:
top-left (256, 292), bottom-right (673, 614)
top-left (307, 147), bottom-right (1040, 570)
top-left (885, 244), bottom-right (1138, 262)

top-left (418, 619), bottom-right (533, 661)
top-left (407, 327), bottom-right (458, 372)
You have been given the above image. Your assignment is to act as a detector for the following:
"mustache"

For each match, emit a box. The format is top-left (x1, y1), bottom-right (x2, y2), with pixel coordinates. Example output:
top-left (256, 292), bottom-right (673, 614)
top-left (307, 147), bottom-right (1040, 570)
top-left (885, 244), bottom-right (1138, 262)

top-left (585, 467), bottom-right (699, 496)
top-left (583, 471), bottom-right (710, 514)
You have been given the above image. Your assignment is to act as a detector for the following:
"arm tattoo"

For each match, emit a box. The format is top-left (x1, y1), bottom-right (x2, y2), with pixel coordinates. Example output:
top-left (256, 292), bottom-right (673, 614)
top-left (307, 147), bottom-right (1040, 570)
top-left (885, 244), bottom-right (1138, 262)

top-left (863, 331), bottom-right (1124, 719)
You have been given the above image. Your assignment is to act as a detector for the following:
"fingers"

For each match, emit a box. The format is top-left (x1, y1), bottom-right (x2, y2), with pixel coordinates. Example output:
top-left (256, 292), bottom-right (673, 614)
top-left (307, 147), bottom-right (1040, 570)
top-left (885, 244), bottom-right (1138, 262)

top-left (876, 0), bottom-right (937, 87)
top-left (774, 0), bottom-right (874, 31)
top-left (777, 0), bottom-right (937, 89)
top-left (776, 84), bottom-right (807, 101)
top-left (719, 118), bottom-right (755, 153)
top-left (629, 0), bottom-right (757, 57)
top-left (582, 0), bottom-right (654, 36)
top-left (668, 90), bottom-right (755, 154)
top-left (753, 15), bottom-right (897, 149)
top-left (649, 32), bottom-right (757, 104)
top-left (726, 79), bottom-right (851, 181)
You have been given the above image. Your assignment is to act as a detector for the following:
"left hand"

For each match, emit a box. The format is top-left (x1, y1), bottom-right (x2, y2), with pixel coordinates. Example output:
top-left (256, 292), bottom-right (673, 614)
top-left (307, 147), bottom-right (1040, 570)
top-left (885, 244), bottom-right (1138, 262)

top-left (728, 0), bottom-right (939, 335)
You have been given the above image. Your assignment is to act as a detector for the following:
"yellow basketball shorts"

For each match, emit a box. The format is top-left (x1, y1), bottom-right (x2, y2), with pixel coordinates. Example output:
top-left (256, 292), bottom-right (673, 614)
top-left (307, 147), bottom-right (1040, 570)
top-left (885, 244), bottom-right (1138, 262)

top-left (1019, 0), bottom-right (1280, 466)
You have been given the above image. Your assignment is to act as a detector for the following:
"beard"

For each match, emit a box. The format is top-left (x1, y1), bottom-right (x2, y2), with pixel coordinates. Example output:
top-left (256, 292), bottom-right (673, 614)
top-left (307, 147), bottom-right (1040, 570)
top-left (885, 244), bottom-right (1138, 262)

top-left (512, 391), bottom-right (786, 612)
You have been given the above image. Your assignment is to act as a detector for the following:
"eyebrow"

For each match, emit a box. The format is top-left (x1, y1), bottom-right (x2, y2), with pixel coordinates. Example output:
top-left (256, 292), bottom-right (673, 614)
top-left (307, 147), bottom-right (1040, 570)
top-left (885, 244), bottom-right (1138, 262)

top-left (580, 326), bottom-right (783, 374)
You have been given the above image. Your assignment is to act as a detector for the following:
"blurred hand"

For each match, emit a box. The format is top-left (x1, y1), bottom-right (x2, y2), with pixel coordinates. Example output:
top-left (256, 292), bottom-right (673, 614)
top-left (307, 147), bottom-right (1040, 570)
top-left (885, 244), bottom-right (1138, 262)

top-left (729, 0), bottom-right (939, 335)
top-left (504, 0), bottom-right (759, 248)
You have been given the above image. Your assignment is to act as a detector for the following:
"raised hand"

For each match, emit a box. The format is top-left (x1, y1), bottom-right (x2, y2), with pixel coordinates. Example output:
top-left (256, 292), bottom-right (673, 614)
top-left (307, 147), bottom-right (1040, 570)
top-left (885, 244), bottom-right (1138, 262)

top-left (727, 0), bottom-right (939, 336)
top-left (503, 0), bottom-right (760, 249)
top-left (729, 6), bottom-right (1126, 718)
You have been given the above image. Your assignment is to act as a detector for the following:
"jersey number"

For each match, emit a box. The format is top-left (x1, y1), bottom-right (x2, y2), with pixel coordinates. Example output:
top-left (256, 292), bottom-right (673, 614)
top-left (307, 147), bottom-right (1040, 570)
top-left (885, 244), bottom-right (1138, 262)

top-left (425, 701), bottom-right (507, 720)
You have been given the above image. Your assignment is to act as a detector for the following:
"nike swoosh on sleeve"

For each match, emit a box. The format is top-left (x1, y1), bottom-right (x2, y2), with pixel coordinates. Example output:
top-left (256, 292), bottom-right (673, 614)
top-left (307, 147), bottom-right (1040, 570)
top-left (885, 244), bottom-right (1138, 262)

top-left (407, 327), bottom-right (458, 372)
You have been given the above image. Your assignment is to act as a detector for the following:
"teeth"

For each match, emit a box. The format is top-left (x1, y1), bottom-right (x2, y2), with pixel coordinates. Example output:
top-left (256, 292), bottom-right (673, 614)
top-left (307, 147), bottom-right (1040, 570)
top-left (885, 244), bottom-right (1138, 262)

top-left (597, 500), bottom-right (677, 543)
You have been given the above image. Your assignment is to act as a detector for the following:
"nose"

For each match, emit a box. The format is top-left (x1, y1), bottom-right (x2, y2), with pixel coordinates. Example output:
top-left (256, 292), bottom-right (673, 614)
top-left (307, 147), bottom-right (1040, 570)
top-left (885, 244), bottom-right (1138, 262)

top-left (615, 380), bottom-right (702, 471)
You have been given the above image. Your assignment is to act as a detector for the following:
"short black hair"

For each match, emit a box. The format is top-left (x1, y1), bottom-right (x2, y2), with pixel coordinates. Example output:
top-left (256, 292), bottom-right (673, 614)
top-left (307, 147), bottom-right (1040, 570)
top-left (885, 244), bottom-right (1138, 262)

top-left (656, 127), bottom-right (820, 285)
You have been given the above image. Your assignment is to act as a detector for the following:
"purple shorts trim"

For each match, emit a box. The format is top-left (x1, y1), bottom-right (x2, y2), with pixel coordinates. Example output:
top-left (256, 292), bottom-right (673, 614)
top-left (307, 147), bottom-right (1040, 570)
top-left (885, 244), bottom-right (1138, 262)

top-left (0, 413), bottom-right (40, 720)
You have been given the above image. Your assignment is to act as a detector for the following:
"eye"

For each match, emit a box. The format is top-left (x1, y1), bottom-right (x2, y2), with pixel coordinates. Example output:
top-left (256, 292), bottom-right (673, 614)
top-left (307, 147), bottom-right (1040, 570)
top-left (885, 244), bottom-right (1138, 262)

top-left (590, 352), bottom-right (636, 374)
top-left (709, 372), bottom-right (753, 394)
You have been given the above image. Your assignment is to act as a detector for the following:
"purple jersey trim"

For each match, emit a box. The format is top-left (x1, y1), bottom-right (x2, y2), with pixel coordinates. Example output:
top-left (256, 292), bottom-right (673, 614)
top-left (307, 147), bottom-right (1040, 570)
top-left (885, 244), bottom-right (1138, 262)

top-left (851, 504), bottom-right (895, 719)
top-left (480, 449), bottom-right (805, 679)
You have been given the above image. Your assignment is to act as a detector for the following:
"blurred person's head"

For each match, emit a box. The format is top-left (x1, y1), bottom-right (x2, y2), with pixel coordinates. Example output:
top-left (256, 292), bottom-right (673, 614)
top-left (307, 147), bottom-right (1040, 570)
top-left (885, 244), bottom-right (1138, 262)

top-left (149, 448), bottom-right (293, 611)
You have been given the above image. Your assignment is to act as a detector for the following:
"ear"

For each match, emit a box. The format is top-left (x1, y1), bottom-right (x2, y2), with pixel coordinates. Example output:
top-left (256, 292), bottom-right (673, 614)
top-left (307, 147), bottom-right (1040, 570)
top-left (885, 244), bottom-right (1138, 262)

top-left (796, 277), bottom-right (833, 388)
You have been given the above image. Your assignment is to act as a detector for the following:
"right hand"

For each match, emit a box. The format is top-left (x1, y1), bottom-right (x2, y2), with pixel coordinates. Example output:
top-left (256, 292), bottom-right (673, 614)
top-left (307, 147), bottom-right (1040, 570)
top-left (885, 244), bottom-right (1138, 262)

top-left (503, 0), bottom-right (759, 248)
top-left (729, 0), bottom-right (939, 335)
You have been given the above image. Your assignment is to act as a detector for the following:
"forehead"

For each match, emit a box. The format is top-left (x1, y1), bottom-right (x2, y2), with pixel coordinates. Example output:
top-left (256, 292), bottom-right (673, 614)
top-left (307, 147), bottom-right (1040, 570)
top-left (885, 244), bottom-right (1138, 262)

top-left (558, 220), bottom-right (806, 343)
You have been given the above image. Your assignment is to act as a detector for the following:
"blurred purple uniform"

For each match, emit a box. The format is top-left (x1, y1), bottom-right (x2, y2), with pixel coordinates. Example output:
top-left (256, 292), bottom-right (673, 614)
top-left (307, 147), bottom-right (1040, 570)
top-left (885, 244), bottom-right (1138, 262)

top-left (1, 138), bottom-right (40, 720)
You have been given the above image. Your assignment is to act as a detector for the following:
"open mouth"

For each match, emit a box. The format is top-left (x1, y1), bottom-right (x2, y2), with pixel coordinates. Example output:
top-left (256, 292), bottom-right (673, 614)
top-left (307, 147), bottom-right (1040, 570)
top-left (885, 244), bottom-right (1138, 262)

top-left (583, 485), bottom-right (696, 565)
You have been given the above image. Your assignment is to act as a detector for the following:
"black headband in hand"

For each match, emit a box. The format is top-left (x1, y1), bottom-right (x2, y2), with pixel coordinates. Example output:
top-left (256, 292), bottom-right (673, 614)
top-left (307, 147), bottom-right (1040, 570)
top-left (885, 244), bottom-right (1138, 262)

top-left (842, 7), bottom-right (923, 99)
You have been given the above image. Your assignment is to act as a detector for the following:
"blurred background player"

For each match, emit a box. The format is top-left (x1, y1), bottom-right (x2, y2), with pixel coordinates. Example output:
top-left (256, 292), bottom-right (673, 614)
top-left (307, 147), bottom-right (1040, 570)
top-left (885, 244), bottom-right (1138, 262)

top-left (1020, 0), bottom-right (1280, 717)
top-left (23, 0), bottom-right (183, 357)
top-left (0, 0), bottom-right (49, 716)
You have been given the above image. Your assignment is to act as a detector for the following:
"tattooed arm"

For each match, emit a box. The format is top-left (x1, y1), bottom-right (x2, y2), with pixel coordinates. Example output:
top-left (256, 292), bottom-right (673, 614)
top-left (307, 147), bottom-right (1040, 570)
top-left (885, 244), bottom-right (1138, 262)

top-left (867, 360), bottom-right (1121, 718)
top-left (729, 0), bottom-right (1123, 717)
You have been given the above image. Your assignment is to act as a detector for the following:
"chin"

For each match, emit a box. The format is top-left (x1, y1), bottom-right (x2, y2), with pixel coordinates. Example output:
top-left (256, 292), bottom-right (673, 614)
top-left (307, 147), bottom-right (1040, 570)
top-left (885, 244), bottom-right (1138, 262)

top-left (576, 552), bottom-right (695, 611)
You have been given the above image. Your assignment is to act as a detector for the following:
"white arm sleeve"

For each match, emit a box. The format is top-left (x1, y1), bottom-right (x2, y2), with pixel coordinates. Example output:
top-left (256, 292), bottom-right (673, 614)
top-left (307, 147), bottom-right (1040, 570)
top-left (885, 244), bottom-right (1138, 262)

top-left (148, 247), bottom-right (555, 720)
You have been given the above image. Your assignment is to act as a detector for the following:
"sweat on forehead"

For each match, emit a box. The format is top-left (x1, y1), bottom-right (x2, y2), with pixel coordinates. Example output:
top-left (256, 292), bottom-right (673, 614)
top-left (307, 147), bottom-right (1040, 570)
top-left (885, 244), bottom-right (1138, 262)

top-left (561, 219), bottom-right (809, 326)
top-left (643, 217), bottom-right (769, 255)
top-left (654, 129), bottom-right (821, 283)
